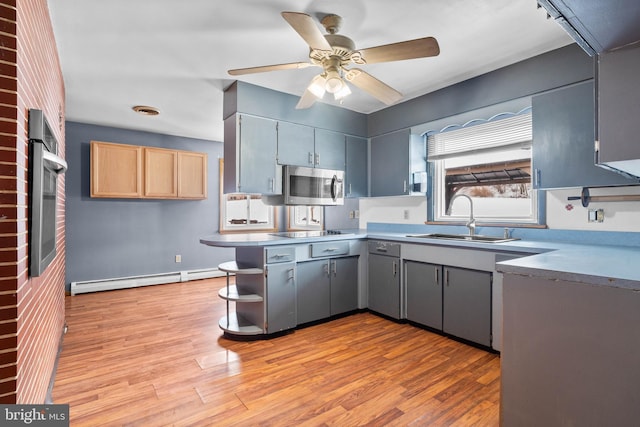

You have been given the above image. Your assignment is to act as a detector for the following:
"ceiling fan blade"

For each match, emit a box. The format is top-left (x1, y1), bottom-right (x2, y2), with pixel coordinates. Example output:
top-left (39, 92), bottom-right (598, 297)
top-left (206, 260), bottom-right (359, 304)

top-left (281, 12), bottom-right (332, 51)
top-left (295, 89), bottom-right (317, 109)
top-left (358, 37), bottom-right (440, 64)
top-left (228, 62), bottom-right (315, 76)
top-left (344, 68), bottom-right (402, 105)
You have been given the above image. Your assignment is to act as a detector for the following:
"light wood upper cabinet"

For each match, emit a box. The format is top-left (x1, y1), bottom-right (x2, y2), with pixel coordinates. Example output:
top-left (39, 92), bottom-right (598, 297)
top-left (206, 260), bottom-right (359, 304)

top-left (91, 141), bottom-right (207, 200)
top-left (178, 151), bottom-right (207, 199)
top-left (144, 147), bottom-right (178, 198)
top-left (91, 141), bottom-right (143, 198)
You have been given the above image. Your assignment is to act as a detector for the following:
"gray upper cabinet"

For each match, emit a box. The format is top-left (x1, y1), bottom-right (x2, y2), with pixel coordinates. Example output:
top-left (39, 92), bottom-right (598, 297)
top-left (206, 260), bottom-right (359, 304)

top-left (224, 114), bottom-right (281, 195)
top-left (277, 121), bottom-right (315, 167)
top-left (345, 135), bottom-right (368, 198)
top-left (314, 129), bottom-right (346, 171)
top-left (370, 129), bottom-right (411, 196)
top-left (532, 81), bottom-right (630, 189)
top-left (277, 123), bottom-right (346, 171)
top-left (596, 44), bottom-right (640, 180)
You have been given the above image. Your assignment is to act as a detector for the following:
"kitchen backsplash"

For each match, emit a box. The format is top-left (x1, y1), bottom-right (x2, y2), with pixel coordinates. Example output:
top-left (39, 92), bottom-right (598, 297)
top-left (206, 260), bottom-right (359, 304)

top-left (354, 186), bottom-right (640, 233)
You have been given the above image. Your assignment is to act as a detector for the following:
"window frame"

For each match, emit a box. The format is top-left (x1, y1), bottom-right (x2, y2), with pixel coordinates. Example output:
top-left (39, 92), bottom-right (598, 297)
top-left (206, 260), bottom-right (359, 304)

top-left (426, 108), bottom-right (545, 225)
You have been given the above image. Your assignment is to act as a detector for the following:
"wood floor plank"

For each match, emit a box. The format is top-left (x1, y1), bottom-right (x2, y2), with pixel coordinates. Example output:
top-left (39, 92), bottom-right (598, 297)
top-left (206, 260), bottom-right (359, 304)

top-left (53, 277), bottom-right (500, 426)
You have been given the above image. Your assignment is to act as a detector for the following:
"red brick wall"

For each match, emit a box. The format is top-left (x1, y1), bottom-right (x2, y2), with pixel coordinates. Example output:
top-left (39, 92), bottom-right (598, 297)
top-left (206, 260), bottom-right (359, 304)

top-left (0, 0), bottom-right (65, 403)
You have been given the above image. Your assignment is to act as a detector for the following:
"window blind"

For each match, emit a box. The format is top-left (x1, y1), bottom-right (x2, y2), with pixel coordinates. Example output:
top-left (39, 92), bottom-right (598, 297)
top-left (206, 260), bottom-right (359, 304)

top-left (427, 111), bottom-right (532, 160)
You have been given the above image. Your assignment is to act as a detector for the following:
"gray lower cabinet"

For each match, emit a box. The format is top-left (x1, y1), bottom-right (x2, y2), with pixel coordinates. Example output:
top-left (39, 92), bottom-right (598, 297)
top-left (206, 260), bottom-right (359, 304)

top-left (405, 261), bottom-right (492, 347)
top-left (296, 256), bottom-right (358, 325)
top-left (368, 241), bottom-right (401, 319)
top-left (265, 261), bottom-right (296, 333)
top-left (296, 260), bottom-right (331, 324)
top-left (405, 261), bottom-right (442, 330)
top-left (442, 266), bottom-right (492, 347)
top-left (265, 246), bottom-right (297, 333)
top-left (330, 257), bottom-right (358, 316)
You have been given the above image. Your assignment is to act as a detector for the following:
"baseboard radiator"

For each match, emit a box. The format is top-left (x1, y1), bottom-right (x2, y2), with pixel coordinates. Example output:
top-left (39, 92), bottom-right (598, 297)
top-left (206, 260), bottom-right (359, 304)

top-left (70, 268), bottom-right (228, 295)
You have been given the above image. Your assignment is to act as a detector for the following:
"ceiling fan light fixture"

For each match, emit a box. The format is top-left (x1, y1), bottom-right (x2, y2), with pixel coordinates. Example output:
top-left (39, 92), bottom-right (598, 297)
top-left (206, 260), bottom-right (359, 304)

top-left (308, 74), bottom-right (326, 98)
top-left (334, 83), bottom-right (351, 100)
top-left (324, 69), bottom-right (344, 94)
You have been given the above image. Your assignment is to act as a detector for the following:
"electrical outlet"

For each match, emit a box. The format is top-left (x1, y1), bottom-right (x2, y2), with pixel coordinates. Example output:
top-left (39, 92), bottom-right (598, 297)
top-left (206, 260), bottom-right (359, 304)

top-left (175, 254), bottom-right (182, 263)
top-left (349, 210), bottom-right (355, 219)
top-left (403, 209), bottom-right (410, 220)
top-left (354, 210), bottom-right (359, 219)
top-left (588, 209), bottom-right (604, 223)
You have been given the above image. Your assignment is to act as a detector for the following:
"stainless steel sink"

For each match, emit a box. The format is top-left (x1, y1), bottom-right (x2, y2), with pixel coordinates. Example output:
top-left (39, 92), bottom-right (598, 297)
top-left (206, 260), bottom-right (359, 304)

top-left (406, 233), bottom-right (519, 243)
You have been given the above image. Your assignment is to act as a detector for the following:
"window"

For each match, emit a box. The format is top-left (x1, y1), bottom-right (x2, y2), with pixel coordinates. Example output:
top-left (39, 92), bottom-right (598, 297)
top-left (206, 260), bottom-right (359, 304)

top-left (219, 159), bottom-right (277, 233)
top-left (429, 109), bottom-right (539, 223)
top-left (287, 206), bottom-right (324, 231)
top-left (220, 193), bottom-right (276, 232)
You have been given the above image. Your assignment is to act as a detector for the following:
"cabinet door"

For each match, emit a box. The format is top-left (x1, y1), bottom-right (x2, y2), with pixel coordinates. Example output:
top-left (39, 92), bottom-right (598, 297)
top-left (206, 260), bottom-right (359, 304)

top-left (330, 256), bottom-right (359, 315)
top-left (370, 129), bottom-right (410, 196)
top-left (239, 115), bottom-right (280, 194)
top-left (178, 151), bottom-right (207, 199)
top-left (266, 261), bottom-right (296, 333)
top-left (314, 129), bottom-right (345, 171)
top-left (91, 141), bottom-right (143, 198)
top-left (532, 81), bottom-right (628, 188)
top-left (443, 266), bottom-right (492, 347)
top-left (597, 45), bottom-right (640, 172)
top-left (368, 253), bottom-right (400, 319)
top-left (405, 261), bottom-right (442, 330)
top-left (296, 260), bottom-right (330, 324)
top-left (277, 121), bottom-right (315, 167)
top-left (144, 147), bottom-right (178, 198)
top-left (345, 135), bottom-right (368, 197)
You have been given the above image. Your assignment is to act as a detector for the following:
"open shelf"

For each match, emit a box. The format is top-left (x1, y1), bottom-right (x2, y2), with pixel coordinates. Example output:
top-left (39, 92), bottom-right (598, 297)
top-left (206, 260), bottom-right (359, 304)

top-left (218, 261), bottom-right (263, 275)
top-left (219, 313), bottom-right (264, 335)
top-left (218, 260), bottom-right (265, 336)
top-left (218, 285), bottom-right (263, 303)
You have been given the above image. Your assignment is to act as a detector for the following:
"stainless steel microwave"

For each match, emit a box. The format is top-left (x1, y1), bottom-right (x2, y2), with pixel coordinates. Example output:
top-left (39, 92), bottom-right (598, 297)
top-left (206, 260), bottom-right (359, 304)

top-left (283, 165), bottom-right (344, 205)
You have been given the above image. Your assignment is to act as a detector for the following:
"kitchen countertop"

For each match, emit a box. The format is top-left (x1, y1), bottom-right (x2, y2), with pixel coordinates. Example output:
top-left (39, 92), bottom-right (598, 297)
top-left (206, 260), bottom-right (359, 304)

top-left (200, 229), bottom-right (640, 291)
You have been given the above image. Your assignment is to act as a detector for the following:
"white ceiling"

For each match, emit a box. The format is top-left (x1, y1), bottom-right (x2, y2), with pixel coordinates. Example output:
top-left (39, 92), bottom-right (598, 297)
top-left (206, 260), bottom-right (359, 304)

top-left (47, 0), bottom-right (572, 142)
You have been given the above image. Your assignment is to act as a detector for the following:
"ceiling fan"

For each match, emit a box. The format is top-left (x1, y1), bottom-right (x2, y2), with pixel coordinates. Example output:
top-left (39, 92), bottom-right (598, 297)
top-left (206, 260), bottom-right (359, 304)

top-left (228, 12), bottom-right (440, 109)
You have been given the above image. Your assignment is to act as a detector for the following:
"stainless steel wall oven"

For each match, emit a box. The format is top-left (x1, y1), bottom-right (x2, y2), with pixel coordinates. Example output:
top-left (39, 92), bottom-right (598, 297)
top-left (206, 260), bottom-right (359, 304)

top-left (28, 109), bottom-right (67, 277)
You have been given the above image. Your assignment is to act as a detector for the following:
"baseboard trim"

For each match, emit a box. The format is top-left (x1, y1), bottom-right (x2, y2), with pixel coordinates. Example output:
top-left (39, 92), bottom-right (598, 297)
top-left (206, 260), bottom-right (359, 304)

top-left (70, 268), bottom-right (227, 295)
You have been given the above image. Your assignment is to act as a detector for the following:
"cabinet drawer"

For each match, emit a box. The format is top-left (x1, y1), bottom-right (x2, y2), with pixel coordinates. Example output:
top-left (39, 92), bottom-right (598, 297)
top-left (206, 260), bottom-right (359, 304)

top-left (265, 247), bottom-right (296, 264)
top-left (310, 241), bottom-right (350, 258)
top-left (368, 241), bottom-right (401, 257)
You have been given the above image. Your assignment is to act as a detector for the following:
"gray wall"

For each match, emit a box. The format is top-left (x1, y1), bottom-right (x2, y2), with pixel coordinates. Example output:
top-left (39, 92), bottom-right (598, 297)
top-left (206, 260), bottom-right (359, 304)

top-left (224, 80), bottom-right (368, 137)
top-left (367, 44), bottom-right (594, 137)
top-left (64, 122), bottom-right (234, 288)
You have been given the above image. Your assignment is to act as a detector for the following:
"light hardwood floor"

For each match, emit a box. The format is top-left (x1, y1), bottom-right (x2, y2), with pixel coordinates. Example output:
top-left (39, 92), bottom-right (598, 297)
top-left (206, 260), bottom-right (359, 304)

top-left (52, 277), bottom-right (500, 426)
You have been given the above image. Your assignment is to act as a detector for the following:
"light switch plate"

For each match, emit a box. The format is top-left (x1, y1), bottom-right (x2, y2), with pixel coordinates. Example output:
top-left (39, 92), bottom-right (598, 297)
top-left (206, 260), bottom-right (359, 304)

top-left (588, 209), bottom-right (604, 223)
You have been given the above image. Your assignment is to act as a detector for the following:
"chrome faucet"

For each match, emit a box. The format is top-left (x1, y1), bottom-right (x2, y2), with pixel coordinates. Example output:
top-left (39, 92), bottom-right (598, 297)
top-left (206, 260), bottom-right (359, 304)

top-left (447, 194), bottom-right (476, 236)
